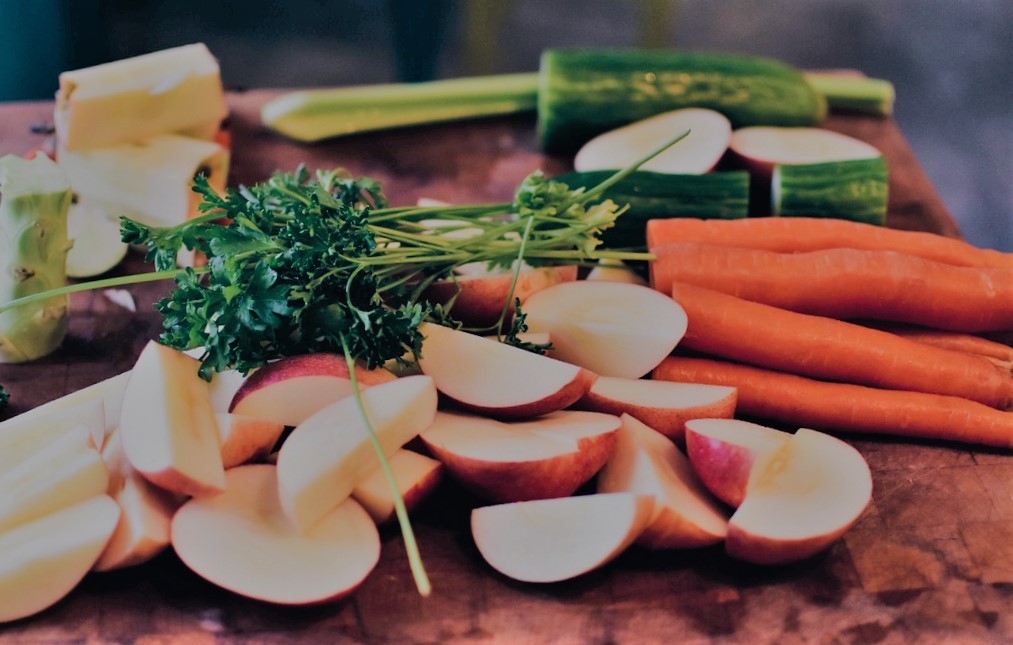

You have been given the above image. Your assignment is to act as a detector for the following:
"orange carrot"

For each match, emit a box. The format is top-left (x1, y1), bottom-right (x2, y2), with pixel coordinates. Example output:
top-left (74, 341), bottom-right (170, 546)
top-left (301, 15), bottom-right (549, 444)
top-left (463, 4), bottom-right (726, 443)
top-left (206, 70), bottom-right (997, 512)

top-left (650, 242), bottom-right (1013, 333)
top-left (880, 327), bottom-right (1013, 364)
top-left (645, 217), bottom-right (1013, 270)
top-left (653, 356), bottom-right (1013, 449)
top-left (669, 281), bottom-right (1013, 409)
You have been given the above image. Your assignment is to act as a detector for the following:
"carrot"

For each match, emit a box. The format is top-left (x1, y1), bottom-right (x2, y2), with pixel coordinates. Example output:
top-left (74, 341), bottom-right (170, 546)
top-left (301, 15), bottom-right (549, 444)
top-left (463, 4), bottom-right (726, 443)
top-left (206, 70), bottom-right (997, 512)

top-left (645, 217), bottom-right (1013, 270)
top-left (669, 281), bottom-right (1013, 409)
top-left (650, 242), bottom-right (1013, 333)
top-left (653, 356), bottom-right (1013, 448)
top-left (880, 327), bottom-right (1013, 364)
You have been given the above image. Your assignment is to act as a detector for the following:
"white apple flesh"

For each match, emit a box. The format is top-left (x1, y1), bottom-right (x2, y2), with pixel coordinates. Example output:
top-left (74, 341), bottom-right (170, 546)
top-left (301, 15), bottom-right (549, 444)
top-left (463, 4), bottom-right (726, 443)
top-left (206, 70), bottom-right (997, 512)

top-left (0, 495), bottom-right (120, 623)
top-left (229, 353), bottom-right (397, 427)
top-left (171, 464), bottom-right (381, 605)
top-left (597, 415), bottom-right (728, 549)
top-left (0, 397), bottom-right (105, 473)
top-left (419, 409), bottom-right (619, 503)
top-left (119, 341), bottom-right (225, 497)
top-left (351, 449), bottom-right (443, 524)
top-left (520, 281), bottom-right (688, 379)
top-left (574, 108), bottom-right (732, 175)
top-left (578, 376), bottom-right (737, 443)
top-left (417, 322), bottom-right (597, 418)
top-left (215, 412), bottom-right (286, 469)
top-left (276, 375), bottom-right (438, 533)
top-left (471, 492), bottom-right (654, 583)
top-left (729, 126), bottom-right (882, 180)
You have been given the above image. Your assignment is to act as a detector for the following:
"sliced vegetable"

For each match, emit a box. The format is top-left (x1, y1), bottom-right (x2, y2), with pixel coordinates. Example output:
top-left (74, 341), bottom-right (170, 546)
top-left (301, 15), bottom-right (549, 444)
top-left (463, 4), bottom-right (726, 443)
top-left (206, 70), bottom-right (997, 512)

top-left (669, 281), bottom-right (1013, 409)
top-left (729, 126), bottom-right (882, 176)
top-left (0, 153), bottom-right (72, 363)
top-left (644, 217), bottom-right (1013, 269)
top-left (650, 243), bottom-right (1013, 332)
top-left (65, 195), bottom-right (129, 278)
top-left (772, 157), bottom-right (888, 224)
top-left (654, 356), bottom-right (1013, 449)
top-left (803, 71), bottom-right (895, 116)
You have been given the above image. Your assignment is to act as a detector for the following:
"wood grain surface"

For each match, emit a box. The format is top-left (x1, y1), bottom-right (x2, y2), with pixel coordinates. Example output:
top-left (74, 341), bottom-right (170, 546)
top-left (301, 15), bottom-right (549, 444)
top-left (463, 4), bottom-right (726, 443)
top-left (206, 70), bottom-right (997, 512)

top-left (0, 92), bottom-right (1010, 645)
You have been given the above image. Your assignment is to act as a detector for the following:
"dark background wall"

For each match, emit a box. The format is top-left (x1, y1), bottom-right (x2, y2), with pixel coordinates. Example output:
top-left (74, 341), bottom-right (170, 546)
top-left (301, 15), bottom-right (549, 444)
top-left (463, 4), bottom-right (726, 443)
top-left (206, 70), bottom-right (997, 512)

top-left (2, 0), bottom-right (1009, 251)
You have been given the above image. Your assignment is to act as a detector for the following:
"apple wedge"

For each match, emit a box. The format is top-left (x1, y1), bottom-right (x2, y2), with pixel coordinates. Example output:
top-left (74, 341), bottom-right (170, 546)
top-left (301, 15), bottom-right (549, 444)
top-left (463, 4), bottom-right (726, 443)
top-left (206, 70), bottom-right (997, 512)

top-left (229, 353), bottom-right (397, 427)
top-left (520, 281), bottom-right (688, 379)
top-left (725, 428), bottom-right (873, 565)
top-left (419, 410), bottom-right (620, 503)
top-left (0, 398), bottom-right (105, 474)
top-left (351, 449), bottom-right (443, 524)
top-left (423, 264), bottom-right (578, 329)
top-left (0, 370), bottom-right (129, 436)
top-left (417, 322), bottom-right (596, 418)
top-left (597, 415), bottom-right (728, 549)
top-left (207, 368), bottom-right (248, 413)
top-left (684, 418), bottom-right (792, 508)
top-left (578, 376), bottom-right (737, 443)
top-left (0, 426), bottom-right (109, 532)
top-left (729, 126), bottom-right (882, 180)
top-left (216, 413), bottom-right (286, 469)
top-left (574, 108), bottom-right (732, 175)
top-left (172, 464), bottom-right (380, 605)
top-left (0, 495), bottom-right (120, 624)
top-left (471, 492), bottom-right (654, 583)
top-left (276, 375), bottom-right (438, 533)
top-left (119, 341), bottom-right (225, 497)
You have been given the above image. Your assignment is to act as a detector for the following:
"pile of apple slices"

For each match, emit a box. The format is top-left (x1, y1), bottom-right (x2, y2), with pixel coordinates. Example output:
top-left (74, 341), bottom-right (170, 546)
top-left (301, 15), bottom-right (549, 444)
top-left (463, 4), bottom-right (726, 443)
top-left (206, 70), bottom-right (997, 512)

top-left (0, 279), bottom-right (873, 619)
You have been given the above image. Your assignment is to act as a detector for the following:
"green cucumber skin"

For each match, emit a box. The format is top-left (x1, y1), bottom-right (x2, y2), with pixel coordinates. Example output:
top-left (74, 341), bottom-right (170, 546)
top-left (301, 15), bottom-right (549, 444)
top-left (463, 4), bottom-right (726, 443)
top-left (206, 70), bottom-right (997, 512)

top-left (538, 49), bottom-right (827, 153)
top-left (773, 157), bottom-right (889, 225)
top-left (557, 170), bottom-right (750, 249)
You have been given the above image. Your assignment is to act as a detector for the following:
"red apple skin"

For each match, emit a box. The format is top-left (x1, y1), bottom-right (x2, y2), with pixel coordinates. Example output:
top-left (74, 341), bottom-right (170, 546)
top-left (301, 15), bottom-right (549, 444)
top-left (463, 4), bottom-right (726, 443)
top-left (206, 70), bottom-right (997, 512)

top-left (724, 522), bottom-right (856, 566)
top-left (423, 265), bottom-right (578, 329)
top-left (684, 433), bottom-right (758, 509)
top-left (421, 429), bottom-right (617, 503)
top-left (444, 367), bottom-right (598, 420)
top-left (578, 385), bottom-right (737, 445)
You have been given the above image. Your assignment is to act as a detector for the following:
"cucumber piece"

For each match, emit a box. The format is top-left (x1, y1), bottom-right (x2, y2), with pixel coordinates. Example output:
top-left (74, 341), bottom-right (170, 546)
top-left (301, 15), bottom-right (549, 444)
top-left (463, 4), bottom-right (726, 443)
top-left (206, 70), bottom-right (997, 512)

top-left (772, 157), bottom-right (888, 225)
top-left (556, 170), bottom-right (750, 249)
top-left (538, 49), bottom-right (827, 153)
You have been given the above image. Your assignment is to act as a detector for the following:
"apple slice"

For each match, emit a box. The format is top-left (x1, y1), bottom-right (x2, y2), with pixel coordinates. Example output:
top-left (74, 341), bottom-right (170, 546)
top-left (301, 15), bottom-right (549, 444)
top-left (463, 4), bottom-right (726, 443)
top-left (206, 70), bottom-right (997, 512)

top-left (521, 281), bottom-right (688, 379)
top-left (417, 322), bottom-right (596, 418)
top-left (471, 492), bottom-right (654, 583)
top-left (725, 428), bottom-right (873, 565)
top-left (684, 418), bottom-right (792, 508)
top-left (423, 264), bottom-right (578, 329)
top-left (729, 126), bottom-right (882, 179)
top-left (597, 415), bottom-right (728, 549)
top-left (0, 426), bottom-right (109, 532)
top-left (578, 376), bottom-right (736, 444)
top-left (215, 413), bottom-right (286, 469)
top-left (574, 108), bottom-right (732, 175)
top-left (0, 495), bottom-right (120, 624)
top-left (172, 464), bottom-right (380, 605)
top-left (229, 353), bottom-right (397, 427)
top-left (351, 449), bottom-right (443, 524)
top-left (276, 375), bottom-right (438, 533)
top-left (207, 368), bottom-right (248, 413)
top-left (119, 341), bottom-right (225, 497)
top-left (0, 370), bottom-right (129, 436)
top-left (419, 410), bottom-right (619, 503)
top-left (0, 398), bottom-right (105, 474)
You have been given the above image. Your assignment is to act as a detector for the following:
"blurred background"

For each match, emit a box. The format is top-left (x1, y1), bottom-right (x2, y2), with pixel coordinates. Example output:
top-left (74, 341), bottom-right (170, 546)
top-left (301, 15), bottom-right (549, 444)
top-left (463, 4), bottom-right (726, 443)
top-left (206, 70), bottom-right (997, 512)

top-left (2, 0), bottom-right (1010, 251)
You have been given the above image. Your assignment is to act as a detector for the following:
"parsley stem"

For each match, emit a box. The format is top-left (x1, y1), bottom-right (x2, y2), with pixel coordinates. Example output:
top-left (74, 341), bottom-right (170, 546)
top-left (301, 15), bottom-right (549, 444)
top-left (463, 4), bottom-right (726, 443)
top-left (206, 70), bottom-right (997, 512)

top-left (0, 269), bottom-right (186, 315)
top-left (339, 335), bottom-right (432, 597)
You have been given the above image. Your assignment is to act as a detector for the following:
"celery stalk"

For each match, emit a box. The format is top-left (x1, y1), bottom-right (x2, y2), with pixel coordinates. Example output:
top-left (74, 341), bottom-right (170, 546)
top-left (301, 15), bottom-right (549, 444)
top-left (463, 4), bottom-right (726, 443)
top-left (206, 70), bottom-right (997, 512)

top-left (0, 154), bottom-right (73, 363)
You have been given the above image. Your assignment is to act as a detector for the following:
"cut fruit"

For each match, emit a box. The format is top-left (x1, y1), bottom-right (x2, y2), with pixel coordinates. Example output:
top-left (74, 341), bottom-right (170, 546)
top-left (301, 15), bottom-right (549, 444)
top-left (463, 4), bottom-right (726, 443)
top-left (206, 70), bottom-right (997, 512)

top-left (0, 370), bottom-right (129, 436)
top-left (725, 428), bottom-right (872, 565)
top-left (206, 368), bottom-right (248, 413)
top-left (423, 264), bottom-right (578, 329)
top-left (276, 375), bottom-right (438, 533)
top-left (65, 195), bottom-right (129, 278)
top-left (0, 495), bottom-right (120, 624)
top-left (351, 449), bottom-right (443, 524)
top-left (229, 353), bottom-right (397, 427)
top-left (419, 409), bottom-right (620, 503)
top-left (578, 376), bottom-right (736, 444)
top-left (597, 415), bottom-right (728, 549)
top-left (574, 108), bottom-right (732, 175)
top-left (0, 397), bottom-right (105, 473)
top-left (119, 341), bottom-right (225, 497)
top-left (418, 322), bottom-right (597, 418)
top-left (729, 126), bottom-right (881, 179)
top-left (216, 413), bottom-right (286, 469)
top-left (521, 281), bottom-right (688, 378)
top-left (0, 426), bottom-right (109, 532)
top-left (684, 418), bottom-right (791, 508)
top-left (471, 492), bottom-right (654, 583)
top-left (172, 464), bottom-right (380, 605)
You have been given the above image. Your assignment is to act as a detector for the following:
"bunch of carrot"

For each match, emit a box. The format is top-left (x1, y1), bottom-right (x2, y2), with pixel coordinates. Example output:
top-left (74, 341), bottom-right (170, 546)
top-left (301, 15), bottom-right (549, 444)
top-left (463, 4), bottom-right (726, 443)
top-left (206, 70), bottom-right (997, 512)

top-left (646, 217), bottom-right (1013, 449)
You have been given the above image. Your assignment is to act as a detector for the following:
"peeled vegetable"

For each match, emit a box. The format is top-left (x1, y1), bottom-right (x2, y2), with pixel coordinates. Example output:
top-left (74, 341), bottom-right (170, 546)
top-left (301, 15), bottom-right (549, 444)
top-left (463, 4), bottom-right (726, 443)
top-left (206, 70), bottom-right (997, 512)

top-left (0, 154), bottom-right (73, 363)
